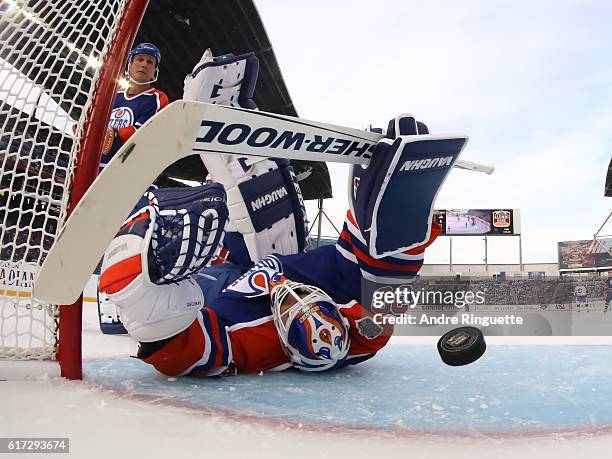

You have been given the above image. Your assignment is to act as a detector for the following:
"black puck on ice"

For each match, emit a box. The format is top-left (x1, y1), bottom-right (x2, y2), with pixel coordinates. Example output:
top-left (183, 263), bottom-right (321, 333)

top-left (437, 326), bottom-right (486, 366)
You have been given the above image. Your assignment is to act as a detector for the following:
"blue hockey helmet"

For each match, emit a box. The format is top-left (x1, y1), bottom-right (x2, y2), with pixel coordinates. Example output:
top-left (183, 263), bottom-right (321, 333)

top-left (126, 43), bottom-right (161, 85)
top-left (270, 275), bottom-right (350, 371)
top-left (128, 42), bottom-right (161, 67)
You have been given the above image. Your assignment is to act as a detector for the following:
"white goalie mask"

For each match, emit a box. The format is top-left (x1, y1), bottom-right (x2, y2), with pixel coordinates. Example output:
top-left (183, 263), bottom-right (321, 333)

top-left (269, 274), bottom-right (350, 371)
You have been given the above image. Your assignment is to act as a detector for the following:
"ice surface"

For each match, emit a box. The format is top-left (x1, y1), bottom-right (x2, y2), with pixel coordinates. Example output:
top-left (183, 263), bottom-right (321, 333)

top-left (3, 301), bottom-right (612, 458)
top-left (83, 345), bottom-right (612, 435)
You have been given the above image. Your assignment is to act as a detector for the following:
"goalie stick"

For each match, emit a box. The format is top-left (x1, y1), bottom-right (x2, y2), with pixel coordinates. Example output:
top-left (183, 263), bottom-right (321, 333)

top-left (33, 100), bottom-right (493, 304)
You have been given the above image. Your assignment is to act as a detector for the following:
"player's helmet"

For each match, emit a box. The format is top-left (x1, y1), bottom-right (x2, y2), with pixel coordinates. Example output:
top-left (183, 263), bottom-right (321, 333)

top-left (126, 43), bottom-right (161, 85)
top-left (270, 275), bottom-right (350, 371)
top-left (128, 42), bottom-right (161, 66)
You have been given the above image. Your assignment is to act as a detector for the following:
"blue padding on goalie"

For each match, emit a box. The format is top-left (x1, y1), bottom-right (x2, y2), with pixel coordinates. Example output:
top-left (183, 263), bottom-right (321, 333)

top-left (386, 116), bottom-right (418, 139)
top-left (352, 140), bottom-right (398, 230)
top-left (373, 137), bottom-right (466, 254)
top-left (416, 121), bottom-right (429, 134)
top-left (351, 136), bottom-right (466, 256)
top-left (237, 53), bottom-right (259, 110)
top-left (237, 169), bottom-right (294, 233)
top-left (222, 162), bottom-right (307, 267)
top-left (385, 117), bottom-right (429, 139)
top-left (275, 160), bottom-right (307, 253)
top-left (398, 116), bottom-right (418, 136)
top-left (223, 231), bottom-right (254, 269)
top-left (147, 184), bottom-right (226, 209)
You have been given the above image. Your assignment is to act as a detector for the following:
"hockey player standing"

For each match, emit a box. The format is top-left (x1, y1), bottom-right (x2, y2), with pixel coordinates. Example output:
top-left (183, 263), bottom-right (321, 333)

top-left (100, 43), bottom-right (169, 170)
top-left (604, 273), bottom-right (612, 313)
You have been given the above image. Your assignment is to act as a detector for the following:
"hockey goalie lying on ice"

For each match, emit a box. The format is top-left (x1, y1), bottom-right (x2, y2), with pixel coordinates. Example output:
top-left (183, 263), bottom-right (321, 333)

top-left (97, 50), bottom-right (465, 377)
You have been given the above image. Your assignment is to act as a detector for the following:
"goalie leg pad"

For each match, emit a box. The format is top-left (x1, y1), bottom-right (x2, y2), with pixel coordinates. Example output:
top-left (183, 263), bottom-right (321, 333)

top-left (183, 48), bottom-right (306, 264)
top-left (98, 290), bottom-right (128, 335)
top-left (349, 115), bottom-right (468, 258)
top-left (201, 154), bottom-right (307, 267)
top-left (184, 48), bottom-right (306, 264)
top-left (183, 48), bottom-right (259, 109)
top-left (276, 159), bottom-right (308, 253)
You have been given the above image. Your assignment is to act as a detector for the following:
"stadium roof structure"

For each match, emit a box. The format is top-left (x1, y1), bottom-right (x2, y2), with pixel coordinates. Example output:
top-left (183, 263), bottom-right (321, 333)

top-left (606, 157), bottom-right (611, 197)
top-left (0, 1), bottom-right (332, 202)
top-left (135, 0), bottom-right (333, 200)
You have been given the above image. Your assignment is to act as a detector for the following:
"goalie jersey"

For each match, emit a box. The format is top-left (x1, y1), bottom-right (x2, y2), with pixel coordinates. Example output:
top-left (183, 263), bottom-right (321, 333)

top-left (137, 211), bottom-right (441, 377)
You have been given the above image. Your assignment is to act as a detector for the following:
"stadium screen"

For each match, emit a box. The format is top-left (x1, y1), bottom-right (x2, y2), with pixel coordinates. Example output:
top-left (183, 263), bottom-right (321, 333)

top-left (557, 238), bottom-right (612, 270)
top-left (434, 209), bottom-right (521, 236)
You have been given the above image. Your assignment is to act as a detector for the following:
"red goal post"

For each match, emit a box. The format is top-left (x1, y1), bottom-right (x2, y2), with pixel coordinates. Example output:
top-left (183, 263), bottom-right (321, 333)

top-left (0, 0), bottom-right (149, 379)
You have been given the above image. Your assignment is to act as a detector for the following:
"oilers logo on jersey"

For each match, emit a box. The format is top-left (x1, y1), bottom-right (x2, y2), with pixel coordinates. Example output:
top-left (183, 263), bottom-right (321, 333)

top-left (225, 256), bottom-right (282, 297)
top-left (108, 107), bottom-right (135, 130)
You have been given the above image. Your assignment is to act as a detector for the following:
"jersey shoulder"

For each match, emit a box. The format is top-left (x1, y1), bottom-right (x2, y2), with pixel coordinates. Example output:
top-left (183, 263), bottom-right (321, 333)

top-left (150, 88), bottom-right (170, 108)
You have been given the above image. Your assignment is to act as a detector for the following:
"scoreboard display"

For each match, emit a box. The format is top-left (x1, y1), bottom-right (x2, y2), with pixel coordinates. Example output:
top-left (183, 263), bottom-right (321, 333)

top-left (434, 209), bottom-right (521, 236)
top-left (558, 238), bottom-right (612, 270)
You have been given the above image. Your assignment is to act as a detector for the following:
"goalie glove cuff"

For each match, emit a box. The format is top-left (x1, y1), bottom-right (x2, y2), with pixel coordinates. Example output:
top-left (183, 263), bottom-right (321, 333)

top-left (99, 207), bottom-right (205, 342)
top-left (108, 273), bottom-right (204, 343)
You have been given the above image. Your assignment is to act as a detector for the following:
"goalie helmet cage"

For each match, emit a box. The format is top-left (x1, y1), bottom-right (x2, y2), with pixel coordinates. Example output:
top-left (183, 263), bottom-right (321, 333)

top-left (0, 0), bottom-right (149, 379)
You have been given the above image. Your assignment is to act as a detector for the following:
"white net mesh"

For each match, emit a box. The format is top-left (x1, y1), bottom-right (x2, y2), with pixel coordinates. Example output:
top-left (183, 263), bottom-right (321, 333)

top-left (0, 0), bottom-right (129, 359)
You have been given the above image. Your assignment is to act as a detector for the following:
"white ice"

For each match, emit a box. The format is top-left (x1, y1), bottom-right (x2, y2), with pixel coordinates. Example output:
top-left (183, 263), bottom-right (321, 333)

top-left (2, 302), bottom-right (612, 459)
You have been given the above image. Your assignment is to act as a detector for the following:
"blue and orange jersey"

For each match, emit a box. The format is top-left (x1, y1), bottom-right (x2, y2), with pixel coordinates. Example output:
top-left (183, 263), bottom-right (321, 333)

top-left (101, 88), bottom-right (169, 169)
top-left (605, 277), bottom-right (612, 300)
top-left (140, 210), bottom-right (441, 378)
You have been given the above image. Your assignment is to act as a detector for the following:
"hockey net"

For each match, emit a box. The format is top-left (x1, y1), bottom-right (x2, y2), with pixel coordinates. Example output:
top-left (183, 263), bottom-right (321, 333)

top-left (0, 0), bottom-right (148, 378)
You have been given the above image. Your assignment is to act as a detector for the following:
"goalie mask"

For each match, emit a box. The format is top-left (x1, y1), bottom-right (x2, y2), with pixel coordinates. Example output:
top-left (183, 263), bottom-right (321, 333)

top-left (270, 275), bottom-right (350, 371)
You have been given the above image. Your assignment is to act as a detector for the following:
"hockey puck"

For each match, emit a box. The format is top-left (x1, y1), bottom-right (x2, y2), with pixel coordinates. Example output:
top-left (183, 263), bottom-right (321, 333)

top-left (437, 326), bottom-right (486, 366)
